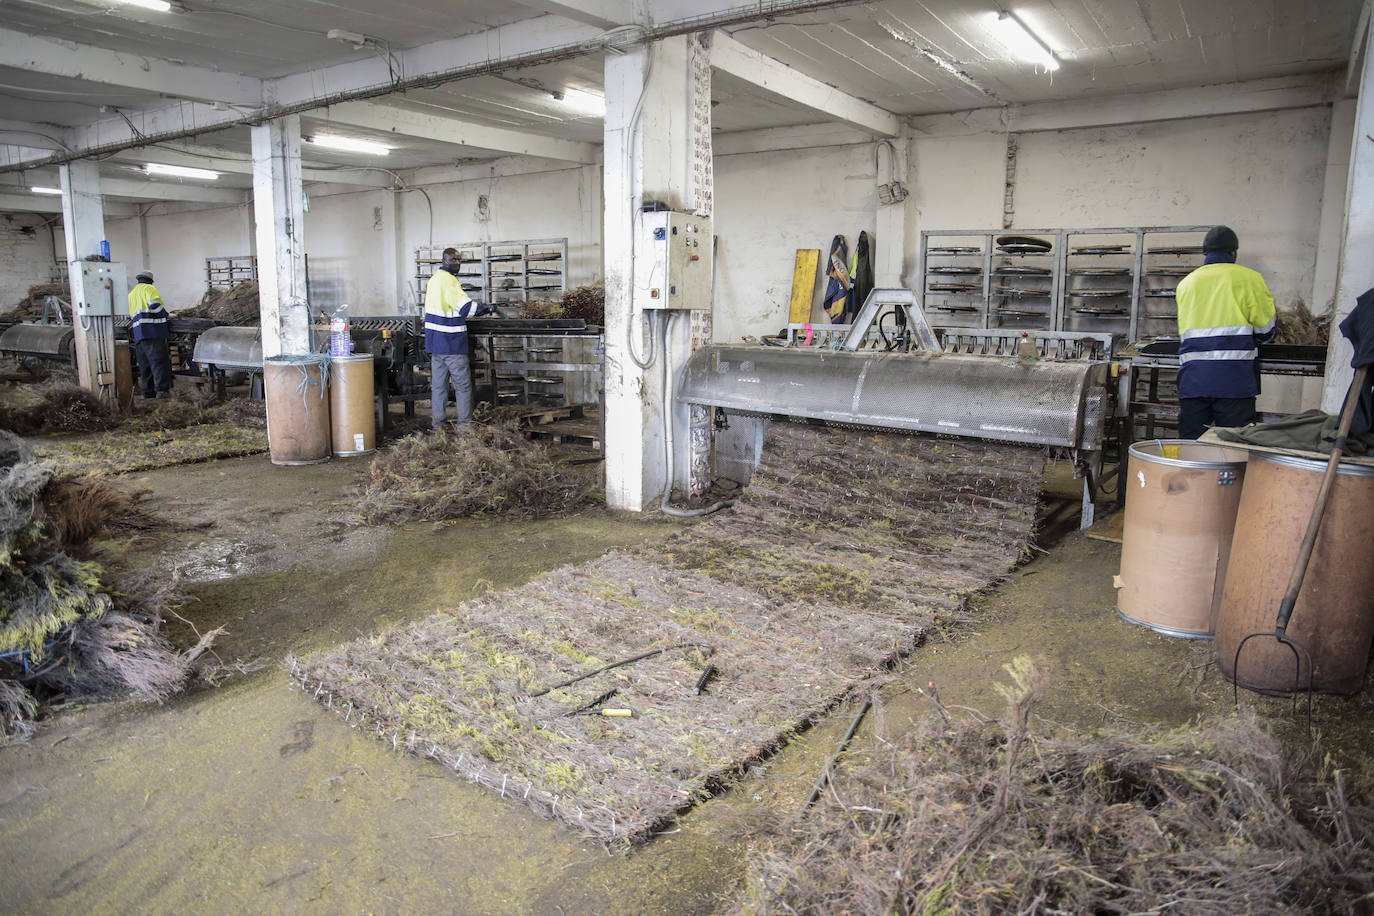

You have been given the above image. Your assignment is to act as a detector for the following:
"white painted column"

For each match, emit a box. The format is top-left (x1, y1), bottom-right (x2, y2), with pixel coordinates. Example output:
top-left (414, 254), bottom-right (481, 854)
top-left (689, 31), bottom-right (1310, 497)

top-left (251, 115), bottom-right (310, 356)
top-left (603, 35), bottom-right (706, 511)
top-left (875, 135), bottom-right (911, 288)
top-left (1312, 100), bottom-right (1355, 317)
top-left (1323, 21), bottom-right (1374, 413)
top-left (60, 160), bottom-right (115, 397)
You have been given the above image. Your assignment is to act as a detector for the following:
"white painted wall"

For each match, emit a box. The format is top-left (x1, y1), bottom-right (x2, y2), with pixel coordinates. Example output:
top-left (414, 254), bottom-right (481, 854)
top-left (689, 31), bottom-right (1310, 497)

top-left (712, 143), bottom-right (878, 343)
top-left (0, 214), bottom-right (64, 307)
top-left (304, 188), bottom-right (393, 315)
top-left (396, 164), bottom-right (602, 305)
top-left (106, 204), bottom-right (252, 312)
top-left (706, 104), bottom-right (1335, 341)
top-left (906, 106), bottom-right (1330, 311)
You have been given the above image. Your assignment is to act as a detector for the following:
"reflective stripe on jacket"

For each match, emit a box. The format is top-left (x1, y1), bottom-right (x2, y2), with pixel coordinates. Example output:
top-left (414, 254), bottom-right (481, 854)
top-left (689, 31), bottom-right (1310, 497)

top-left (1175, 262), bottom-right (1276, 399)
top-left (423, 270), bottom-right (489, 354)
top-left (128, 282), bottom-right (170, 342)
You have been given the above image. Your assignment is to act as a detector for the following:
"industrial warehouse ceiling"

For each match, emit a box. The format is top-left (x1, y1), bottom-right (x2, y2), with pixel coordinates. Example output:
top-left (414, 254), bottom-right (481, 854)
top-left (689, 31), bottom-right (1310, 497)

top-left (0, 0), bottom-right (1365, 207)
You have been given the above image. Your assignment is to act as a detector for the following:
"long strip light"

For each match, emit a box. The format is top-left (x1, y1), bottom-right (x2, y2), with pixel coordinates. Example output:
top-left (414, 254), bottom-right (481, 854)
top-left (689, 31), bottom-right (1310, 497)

top-left (306, 134), bottom-right (392, 155)
top-left (145, 162), bottom-right (220, 180)
top-left (989, 10), bottom-right (1060, 72)
top-left (30, 186), bottom-right (63, 195)
top-left (115, 0), bottom-right (175, 12)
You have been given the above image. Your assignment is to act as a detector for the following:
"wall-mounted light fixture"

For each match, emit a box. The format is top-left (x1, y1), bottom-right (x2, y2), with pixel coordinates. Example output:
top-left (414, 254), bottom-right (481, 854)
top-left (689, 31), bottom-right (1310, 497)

top-left (306, 134), bottom-right (392, 155)
top-left (989, 10), bottom-right (1059, 71)
top-left (29, 186), bottom-right (63, 195)
top-left (145, 162), bottom-right (220, 180)
top-left (554, 88), bottom-right (606, 117)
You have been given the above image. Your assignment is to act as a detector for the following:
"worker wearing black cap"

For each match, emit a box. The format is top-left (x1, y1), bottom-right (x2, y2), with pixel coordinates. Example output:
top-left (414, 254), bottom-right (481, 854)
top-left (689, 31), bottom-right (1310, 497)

top-left (128, 271), bottom-right (173, 399)
top-left (1174, 226), bottom-right (1276, 439)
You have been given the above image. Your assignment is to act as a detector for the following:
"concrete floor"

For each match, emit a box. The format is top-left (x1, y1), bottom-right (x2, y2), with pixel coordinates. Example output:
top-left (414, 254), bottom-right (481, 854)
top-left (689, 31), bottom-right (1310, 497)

top-left (0, 450), bottom-right (1370, 915)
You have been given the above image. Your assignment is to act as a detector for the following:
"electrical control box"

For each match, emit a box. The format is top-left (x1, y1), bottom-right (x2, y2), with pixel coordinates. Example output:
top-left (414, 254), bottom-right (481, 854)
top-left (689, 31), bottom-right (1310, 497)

top-left (635, 211), bottom-right (712, 311)
top-left (75, 262), bottom-right (126, 317)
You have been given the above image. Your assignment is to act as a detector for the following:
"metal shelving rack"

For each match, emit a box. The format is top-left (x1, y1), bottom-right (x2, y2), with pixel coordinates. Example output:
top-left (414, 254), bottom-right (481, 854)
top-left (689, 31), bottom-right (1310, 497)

top-left (414, 238), bottom-right (568, 309)
top-left (916, 226), bottom-right (1210, 343)
top-left (205, 255), bottom-right (258, 291)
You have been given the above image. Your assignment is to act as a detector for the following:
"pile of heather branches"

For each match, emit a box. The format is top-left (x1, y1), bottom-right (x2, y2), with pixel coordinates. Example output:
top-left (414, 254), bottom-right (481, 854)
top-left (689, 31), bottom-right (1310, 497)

top-left (0, 431), bottom-right (215, 742)
top-left (351, 416), bottom-right (597, 524)
top-left (0, 382), bottom-right (265, 437)
top-left (734, 659), bottom-right (1374, 915)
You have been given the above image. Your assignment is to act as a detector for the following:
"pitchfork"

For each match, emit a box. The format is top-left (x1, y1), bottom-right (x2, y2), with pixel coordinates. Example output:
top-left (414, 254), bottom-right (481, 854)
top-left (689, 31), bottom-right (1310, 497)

top-left (1232, 364), bottom-right (1370, 730)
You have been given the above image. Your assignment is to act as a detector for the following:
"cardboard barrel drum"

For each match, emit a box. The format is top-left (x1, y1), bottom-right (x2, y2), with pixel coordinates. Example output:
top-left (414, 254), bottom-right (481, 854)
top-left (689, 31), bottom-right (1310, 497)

top-left (1216, 453), bottom-right (1374, 694)
top-left (264, 354), bottom-right (331, 466)
top-left (1116, 440), bottom-right (1248, 638)
top-left (329, 354), bottom-right (376, 457)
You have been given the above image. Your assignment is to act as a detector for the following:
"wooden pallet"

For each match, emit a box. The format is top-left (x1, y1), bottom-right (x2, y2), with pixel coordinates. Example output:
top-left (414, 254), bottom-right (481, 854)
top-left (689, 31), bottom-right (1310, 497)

top-left (523, 414), bottom-right (600, 450)
top-left (519, 404), bottom-right (585, 427)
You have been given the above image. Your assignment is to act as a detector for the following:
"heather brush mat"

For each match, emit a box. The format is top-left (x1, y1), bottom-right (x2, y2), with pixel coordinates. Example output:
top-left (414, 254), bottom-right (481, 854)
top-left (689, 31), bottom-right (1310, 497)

top-left (289, 423), bottom-right (1046, 842)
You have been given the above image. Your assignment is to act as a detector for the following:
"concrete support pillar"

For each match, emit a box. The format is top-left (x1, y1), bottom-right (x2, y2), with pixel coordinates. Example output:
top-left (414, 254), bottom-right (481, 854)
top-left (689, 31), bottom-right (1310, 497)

top-left (875, 136), bottom-right (910, 288)
top-left (60, 160), bottom-right (115, 398)
top-left (1312, 101), bottom-right (1355, 318)
top-left (603, 34), bottom-right (711, 511)
top-left (251, 115), bottom-right (310, 357)
top-left (1322, 21), bottom-right (1374, 413)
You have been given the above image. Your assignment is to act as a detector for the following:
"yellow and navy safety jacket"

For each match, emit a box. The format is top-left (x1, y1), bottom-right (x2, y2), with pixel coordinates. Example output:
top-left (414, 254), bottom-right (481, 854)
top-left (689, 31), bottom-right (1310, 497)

top-left (1175, 261), bottom-right (1276, 399)
top-left (423, 268), bottom-right (491, 355)
top-left (128, 282), bottom-right (170, 342)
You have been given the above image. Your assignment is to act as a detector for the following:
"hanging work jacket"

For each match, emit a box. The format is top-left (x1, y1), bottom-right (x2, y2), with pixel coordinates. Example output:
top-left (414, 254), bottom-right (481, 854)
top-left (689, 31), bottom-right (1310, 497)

top-left (128, 282), bottom-right (170, 342)
top-left (1175, 262), bottom-right (1276, 399)
top-left (423, 268), bottom-right (491, 354)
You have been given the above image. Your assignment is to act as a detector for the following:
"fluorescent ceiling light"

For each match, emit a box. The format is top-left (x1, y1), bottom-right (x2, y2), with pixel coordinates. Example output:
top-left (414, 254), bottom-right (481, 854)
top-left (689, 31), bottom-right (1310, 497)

top-left (555, 89), bottom-right (606, 117)
top-left (989, 10), bottom-right (1059, 72)
top-left (144, 162), bottom-right (220, 180)
top-left (306, 134), bottom-right (392, 155)
top-left (115, 0), bottom-right (175, 11)
top-left (30, 186), bottom-right (63, 195)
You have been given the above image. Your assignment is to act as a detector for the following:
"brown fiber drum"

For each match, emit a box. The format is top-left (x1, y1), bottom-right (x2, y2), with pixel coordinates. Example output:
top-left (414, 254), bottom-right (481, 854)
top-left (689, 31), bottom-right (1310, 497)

top-left (264, 354), bottom-right (331, 466)
top-left (1116, 440), bottom-right (1249, 638)
top-left (329, 354), bottom-right (376, 457)
top-left (1216, 452), bottom-right (1374, 694)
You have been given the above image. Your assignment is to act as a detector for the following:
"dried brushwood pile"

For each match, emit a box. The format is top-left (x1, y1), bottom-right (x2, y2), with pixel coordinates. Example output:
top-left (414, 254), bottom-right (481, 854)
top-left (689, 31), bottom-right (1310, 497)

top-left (2, 282), bottom-right (66, 320)
top-left (177, 281), bottom-right (260, 325)
top-left (0, 381), bottom-right (117, 435)
top-left (518, 283), bottom-right (605, 325)
top-left (732, 659), bottom-right (1374, 916)
top-left (39, 474), bottom-right (167, 550)
top-left (292, 423), bottom-right (1045, 842)
top-left (33, 422), bottom-right (267, 478)
top-left (1275, 298), bottom-right (1333, 346)
top-left (0, 431), bottom-right (212, 741)
top-left (351, 416), bottom-right (597, 524)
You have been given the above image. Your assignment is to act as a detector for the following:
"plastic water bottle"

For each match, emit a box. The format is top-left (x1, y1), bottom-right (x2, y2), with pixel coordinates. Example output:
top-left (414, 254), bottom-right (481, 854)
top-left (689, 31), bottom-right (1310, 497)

top-left (329, 305), bottom-right (352, 356)
top-left (1017, 332), bottom-right (1039, 362)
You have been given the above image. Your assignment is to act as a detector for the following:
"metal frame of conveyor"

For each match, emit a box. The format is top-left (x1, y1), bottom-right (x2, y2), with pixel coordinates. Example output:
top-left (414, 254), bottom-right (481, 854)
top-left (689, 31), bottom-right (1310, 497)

top-left (679, 289), bottom-right (1116, 528)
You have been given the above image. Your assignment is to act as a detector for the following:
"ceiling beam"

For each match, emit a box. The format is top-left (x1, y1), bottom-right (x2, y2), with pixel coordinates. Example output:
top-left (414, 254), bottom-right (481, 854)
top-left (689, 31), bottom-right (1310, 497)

top-left (117, 144), bottom-right (397, 188)
top-left (708, 30), bottom-right (900, 138)
top-left (0, 27), bottom-right (262, 106)
top-left (318, 101), bottom-right (600, 164)
top-left (516, 0), bottom-right (634, 30)
top-left (0, 192), bottom-right (136, 217)
top-left (99, 178), bottom-right (247, 204)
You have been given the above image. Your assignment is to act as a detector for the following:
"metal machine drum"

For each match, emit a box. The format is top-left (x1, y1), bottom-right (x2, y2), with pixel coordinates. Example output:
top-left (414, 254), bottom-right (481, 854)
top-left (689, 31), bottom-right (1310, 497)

top-left (1216, 452), bottom-right (1374, 694)
top-left (329, 354), bottom-right (375, 457)
top-left (264, 355), bottom-right (331, 466)
top-left (1116, 440), bottom-right (1249, 638)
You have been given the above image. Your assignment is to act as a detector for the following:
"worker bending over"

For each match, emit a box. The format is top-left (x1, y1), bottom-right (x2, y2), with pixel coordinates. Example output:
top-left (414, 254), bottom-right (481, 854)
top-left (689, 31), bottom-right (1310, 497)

top-left (1174, 225), bottom-right (1276, 439)
top-left (128, 271), bottom-right (173, 399)
top-left (424, 247), bottom-right (493, 430)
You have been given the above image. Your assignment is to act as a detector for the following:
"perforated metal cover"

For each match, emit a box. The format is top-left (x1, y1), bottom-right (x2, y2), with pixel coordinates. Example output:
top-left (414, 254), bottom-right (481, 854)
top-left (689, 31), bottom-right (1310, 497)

top-left (678, 346), bottom-right (1107, 449)
top-left (193, 326), bottom-right (263, 371)
top-left (0, 323), bottom-right (74, 359)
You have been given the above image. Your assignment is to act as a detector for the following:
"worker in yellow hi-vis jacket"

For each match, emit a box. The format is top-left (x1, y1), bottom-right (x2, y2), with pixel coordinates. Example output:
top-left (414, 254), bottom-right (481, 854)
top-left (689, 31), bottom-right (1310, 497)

top-left (1174, 226), bottom-right (1276, 439)
top-left (128, 271), bottom-right (173, 399)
